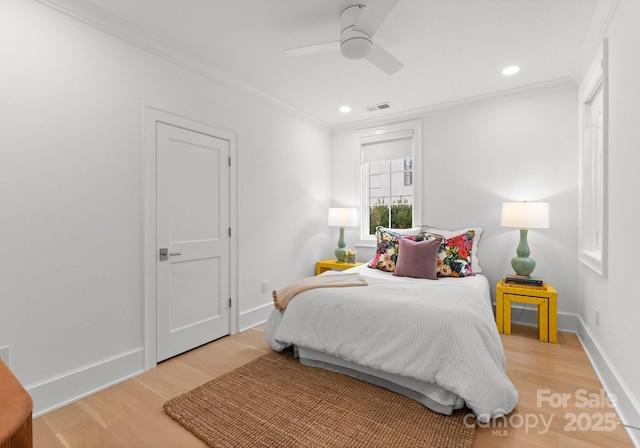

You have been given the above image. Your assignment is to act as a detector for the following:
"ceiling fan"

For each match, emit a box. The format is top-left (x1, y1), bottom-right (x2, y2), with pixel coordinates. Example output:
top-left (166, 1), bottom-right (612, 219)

top-left (285, 0), bottom-right (403, 75)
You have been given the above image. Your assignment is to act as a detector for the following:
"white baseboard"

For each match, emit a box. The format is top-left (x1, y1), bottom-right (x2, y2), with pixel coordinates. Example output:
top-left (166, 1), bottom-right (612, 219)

top-left (577, 317), bottom-right (640, 447)
top-left (239, 302), bottom-right (273, 332)
top-left (27, 300), bottom-right (273, 418)
top-left (27, 347), bottom-right (145, 418)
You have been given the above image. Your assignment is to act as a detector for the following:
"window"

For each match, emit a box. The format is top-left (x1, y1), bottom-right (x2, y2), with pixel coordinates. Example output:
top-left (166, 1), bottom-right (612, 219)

top-left (358, 121), bottom-right (421, 240)
top-left (579, 39), bottom-right (608, 277)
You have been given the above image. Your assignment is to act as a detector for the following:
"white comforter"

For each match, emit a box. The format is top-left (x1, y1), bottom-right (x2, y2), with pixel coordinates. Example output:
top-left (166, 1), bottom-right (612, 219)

top-left (267, 267), bottom-right (518, 421)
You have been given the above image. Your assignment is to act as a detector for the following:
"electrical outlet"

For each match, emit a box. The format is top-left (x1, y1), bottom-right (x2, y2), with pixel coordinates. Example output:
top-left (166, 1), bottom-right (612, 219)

top-left (0, 346), bottom-right (10, 367)
top-left (261, 281), bottom-right (268, 293)
top-left (595, 309), bottom-right (600, 327)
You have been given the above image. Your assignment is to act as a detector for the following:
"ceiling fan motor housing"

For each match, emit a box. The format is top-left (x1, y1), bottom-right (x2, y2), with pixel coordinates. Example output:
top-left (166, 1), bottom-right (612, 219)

top-left (340, 5), bottom-right (372, 59)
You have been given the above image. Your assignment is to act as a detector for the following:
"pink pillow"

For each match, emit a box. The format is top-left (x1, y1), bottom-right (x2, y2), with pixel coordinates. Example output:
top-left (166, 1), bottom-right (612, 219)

top-left (393, 237), bottom-right (440, 279)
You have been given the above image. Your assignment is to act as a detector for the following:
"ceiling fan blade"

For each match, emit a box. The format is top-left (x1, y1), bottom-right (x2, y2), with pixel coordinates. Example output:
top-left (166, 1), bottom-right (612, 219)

top-left (354, 0), bottom-right (400, 37)
top-left (366, 43), bottom-right (403, 75)
top-left (285, 41), bottom-right (339, 57)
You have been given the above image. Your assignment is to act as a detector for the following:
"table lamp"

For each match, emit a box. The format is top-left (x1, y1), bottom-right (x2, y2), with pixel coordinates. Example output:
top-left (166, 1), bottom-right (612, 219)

top-left (500, 202), bottom-right (549, 276)
top-left (328, 207), bottom-right (357, 262)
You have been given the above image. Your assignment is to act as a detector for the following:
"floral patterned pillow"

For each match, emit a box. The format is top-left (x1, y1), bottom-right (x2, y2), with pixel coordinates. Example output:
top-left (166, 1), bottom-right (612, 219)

top-left (424, 230), bottom-right (475, 277)
top-left (368, 227), bottom-right (424, 272)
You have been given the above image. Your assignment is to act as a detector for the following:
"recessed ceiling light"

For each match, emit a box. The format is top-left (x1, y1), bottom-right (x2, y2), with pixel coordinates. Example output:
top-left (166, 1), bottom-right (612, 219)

top-left (502, 66), bottom-right (520, 76)
top-left (339, 105), bottom-right (352, 113)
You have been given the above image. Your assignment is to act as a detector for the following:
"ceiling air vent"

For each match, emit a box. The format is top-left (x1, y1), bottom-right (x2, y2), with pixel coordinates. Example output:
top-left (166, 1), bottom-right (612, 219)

top-left (366, 102), bottom-right (391, 112)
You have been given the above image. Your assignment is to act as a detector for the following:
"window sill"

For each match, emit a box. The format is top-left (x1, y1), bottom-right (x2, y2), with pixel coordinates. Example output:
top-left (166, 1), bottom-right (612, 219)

top-left (579, 250), bottom-right (607, 278)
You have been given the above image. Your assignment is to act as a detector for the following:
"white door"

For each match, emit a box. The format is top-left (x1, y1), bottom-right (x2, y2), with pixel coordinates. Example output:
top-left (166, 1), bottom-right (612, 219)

top-left (156, 122), bottom-right (230, 362)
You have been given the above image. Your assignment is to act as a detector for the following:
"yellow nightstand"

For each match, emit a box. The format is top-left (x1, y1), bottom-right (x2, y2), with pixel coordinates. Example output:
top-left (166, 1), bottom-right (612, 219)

top-left (496, 280), bottom-right (558, 343)
top-left (316, 259), bottom-right (364, 275)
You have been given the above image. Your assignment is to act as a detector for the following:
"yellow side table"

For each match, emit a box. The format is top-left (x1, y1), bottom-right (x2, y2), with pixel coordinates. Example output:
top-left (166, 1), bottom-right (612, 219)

top-left (316, 259), bottom-right (364, 275)
top-left (496, 280), bottom-right (558, 343)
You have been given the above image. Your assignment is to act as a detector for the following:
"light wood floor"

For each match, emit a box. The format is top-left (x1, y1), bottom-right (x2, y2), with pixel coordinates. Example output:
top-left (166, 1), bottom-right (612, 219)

top-left (33, 324), bottom-right (633, 447)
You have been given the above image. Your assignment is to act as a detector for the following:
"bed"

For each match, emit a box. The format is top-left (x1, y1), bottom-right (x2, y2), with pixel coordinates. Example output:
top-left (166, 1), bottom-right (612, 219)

top-left (264, 227), bottom-right (519, 423)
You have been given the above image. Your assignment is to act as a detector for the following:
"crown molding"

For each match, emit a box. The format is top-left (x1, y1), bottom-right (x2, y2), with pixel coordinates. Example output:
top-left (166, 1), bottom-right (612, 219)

top-left (33, 0), bottom-right (331, 131)
top-left (571, 0), bottom-right (620, 85)
top-left (333, 77), bottom-right (577, 131)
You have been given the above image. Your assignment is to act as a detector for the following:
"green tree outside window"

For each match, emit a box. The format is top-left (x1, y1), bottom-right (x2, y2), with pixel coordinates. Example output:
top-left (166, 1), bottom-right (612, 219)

top-left (369, 198), bottom-right (412, 234)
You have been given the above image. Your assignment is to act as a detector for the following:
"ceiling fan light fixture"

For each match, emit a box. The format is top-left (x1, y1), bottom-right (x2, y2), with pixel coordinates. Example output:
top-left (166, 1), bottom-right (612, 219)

top-left (340, 4), bottom-right (372, 60)
top-left (340, 36), bottom-right (373, 59)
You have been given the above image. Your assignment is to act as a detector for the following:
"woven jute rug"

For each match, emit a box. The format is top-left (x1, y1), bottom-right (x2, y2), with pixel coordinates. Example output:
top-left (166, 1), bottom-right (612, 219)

top-left (164, 351), bottom-right (475, 448)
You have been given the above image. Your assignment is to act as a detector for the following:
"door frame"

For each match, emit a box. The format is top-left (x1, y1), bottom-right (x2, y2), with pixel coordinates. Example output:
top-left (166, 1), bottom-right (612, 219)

top-left (142, 105), bottom-right (239, 370)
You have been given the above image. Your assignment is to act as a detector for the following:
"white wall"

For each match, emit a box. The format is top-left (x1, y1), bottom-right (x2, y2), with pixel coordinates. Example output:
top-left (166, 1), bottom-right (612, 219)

top-left (0, 0), bottom-right (331, 415)
top-left (331, 3), bottom-right (640, 441)
top-left (332, 86), bottom-right (579, 328)
top-left (578, 0), bottom-right (640, 444)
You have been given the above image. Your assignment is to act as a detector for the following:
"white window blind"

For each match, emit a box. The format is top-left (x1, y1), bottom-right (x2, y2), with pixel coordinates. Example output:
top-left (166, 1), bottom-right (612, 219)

top-left (361, 130), bottom-right (413, 163)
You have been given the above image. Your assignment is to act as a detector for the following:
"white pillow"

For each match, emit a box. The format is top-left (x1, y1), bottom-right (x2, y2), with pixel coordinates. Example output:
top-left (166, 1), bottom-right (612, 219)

top-left (420, 226), bottom-right (484, 274)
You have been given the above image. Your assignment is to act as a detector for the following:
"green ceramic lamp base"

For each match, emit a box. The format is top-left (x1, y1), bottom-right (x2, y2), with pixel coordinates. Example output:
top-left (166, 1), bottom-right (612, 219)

top-left (511, 256), bottom-right (536, 276)
top-left (511, 228), bottom-right (536, 276)
top-left (334, 226), bottom-right (347, 262)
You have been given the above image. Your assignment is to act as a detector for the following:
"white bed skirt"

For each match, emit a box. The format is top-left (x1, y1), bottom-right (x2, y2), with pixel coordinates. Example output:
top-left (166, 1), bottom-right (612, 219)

top-left (296, 346), bottom-right (465, 415)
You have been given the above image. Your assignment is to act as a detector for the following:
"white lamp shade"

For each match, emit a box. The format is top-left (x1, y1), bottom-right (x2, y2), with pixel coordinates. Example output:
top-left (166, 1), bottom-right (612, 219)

top-left (500, 202), bottom-right (549, 229)
top-left (328, 207), bottom-right (357, 227)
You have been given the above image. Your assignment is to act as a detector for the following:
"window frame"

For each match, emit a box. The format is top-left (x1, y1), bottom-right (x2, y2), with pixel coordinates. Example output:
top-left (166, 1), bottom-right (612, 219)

top-left (356, 120), bottom-right (422, 242)
top-left (579, 38), bottom-right (608, 277)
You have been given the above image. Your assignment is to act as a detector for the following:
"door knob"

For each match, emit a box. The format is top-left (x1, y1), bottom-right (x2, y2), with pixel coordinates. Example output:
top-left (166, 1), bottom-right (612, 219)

top-left (159, 248), bottom-right (181, 261)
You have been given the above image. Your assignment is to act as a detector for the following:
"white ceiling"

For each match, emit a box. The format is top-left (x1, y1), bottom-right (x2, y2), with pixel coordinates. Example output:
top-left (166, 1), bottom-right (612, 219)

top-left (42, 0), bottom-right (606, 127)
